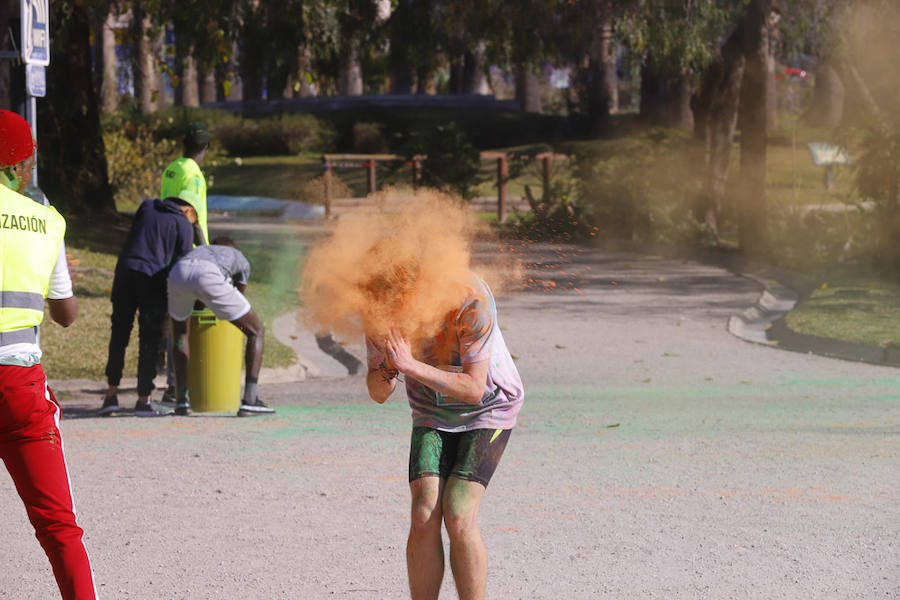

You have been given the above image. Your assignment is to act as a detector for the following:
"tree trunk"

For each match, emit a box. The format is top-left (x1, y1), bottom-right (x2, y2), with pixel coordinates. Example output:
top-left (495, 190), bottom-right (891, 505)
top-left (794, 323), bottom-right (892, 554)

top-left (101, 7), bottom-right (119, 112)
top-left (227, 40), bottom-right (243, 101)
top-left (40, 2), bottom-right (116, 215)
top-left (671, 71), bottom-right (694, 131)
top-left (641, 61), bottom-right (694, 130)
top-left (765, 43), bottom-right (777, 131)
top-left (693, 22), bottom-right (746, 235)
top-left (463, 41), bottom-right (489, 94)
top-left (238, 28), bottom-right (264, 101)
top-left (296, 44), bottom-right (316, 97)
top-left (136, 12), bottom-right (160, 113)
top-left (738, 0), bottom-right (771, 255)
top-left (448, 56), bottom-right (464, 94)
top-left (389, 55), bottom-right (413, 94)
top-left (639, 62), bottom-right (667, 125)
top-left (199, 68), bottom-right (217, 103)
top-left (337, 38), bottom-right (364, 96)
top-left (179, 51), bottom-right (200, 107)
top-left (804, 63), bottom-right (844, 128)
top-left (388, 0), bottom-right (413, 94)
top-left (415, 60), bottom-right (431, 95)
top-left (588, 0), bottom-right (617, 133)
top-left (373, 0), bottom-right (391, 21)
top-left (515, 68), bottom-right (542, 113)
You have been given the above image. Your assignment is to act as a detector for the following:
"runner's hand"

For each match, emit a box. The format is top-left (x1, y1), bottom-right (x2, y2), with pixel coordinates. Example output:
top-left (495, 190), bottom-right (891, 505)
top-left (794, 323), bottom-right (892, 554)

top-left (367, 335), bottom-right (397, 370)
top-left (385, 329), bottom-right (415, 373)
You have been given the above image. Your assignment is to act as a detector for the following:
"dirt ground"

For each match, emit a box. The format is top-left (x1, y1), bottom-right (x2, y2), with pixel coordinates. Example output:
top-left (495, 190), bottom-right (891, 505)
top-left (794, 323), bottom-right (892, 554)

top-left (1, 226), bottom-right (898, 599)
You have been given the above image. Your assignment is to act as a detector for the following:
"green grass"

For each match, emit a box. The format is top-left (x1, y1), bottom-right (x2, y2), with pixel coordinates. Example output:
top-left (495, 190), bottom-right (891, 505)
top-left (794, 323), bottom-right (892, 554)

top-left (206, 154), bottom-right (418, 201)
top-left (40, 219), bottom-right (303, 381)
top-left (785, 274), bottom-right (900, 348)
top-left (206, 155), bottom-right (322, 201)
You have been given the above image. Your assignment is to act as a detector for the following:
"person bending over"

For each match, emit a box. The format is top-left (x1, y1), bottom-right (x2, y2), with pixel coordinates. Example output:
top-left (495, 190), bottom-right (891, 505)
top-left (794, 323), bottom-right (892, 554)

top-left (167, 236), bottom-right (274, 417)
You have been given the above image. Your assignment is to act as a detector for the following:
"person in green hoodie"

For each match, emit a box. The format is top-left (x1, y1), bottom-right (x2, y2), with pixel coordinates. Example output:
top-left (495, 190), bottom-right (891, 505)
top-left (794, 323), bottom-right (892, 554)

top-left (161, 121), bottom-right (210, 245)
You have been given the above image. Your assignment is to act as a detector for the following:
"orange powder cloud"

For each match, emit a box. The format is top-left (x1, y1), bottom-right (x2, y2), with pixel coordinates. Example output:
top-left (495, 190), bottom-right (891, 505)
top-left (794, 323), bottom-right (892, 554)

top-left (300, 188), bottom-right (501, 346)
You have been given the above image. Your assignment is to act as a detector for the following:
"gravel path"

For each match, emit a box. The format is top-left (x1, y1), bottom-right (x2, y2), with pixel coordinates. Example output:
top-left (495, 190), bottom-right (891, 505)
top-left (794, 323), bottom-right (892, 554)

top-left (2, 229), bottom-right (898, 599)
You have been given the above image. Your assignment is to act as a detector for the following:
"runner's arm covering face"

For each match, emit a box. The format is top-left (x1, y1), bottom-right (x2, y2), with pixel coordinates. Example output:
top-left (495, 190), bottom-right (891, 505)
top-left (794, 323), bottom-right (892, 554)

top-left (385, 329), bottom-right (489, 405)
top-left (366, 337), bottom-right (397, 404)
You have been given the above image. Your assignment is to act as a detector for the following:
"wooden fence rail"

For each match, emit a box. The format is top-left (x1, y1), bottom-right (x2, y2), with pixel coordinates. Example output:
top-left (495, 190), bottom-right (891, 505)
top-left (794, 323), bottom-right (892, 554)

top-left (320, 151), bottom-right (568, 221)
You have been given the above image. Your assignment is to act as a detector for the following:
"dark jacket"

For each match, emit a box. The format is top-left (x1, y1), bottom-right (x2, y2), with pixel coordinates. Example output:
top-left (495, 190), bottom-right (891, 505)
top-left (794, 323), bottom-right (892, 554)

top-left (117, 198), bottom-right (194, 278)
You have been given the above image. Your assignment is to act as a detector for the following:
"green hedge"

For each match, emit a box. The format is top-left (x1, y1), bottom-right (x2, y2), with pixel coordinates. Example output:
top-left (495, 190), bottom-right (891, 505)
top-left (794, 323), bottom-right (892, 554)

top-left (102, 106), bottom-right (335, 158)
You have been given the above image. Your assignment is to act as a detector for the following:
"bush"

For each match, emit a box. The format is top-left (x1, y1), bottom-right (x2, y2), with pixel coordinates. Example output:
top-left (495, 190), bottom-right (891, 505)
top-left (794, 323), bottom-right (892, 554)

top-left (394, 123), bottom-right (485, 199)
top-left (102, 106), bottom-right (334, 158)
top-left (103, 126), bottom-right (178, 211)
top-left (211, 113), bottom-right (335, 156)
top-left (569, 129), bottom-right (707, 246)
top-left (299, 173), bottom-right (352, 205)
top-left (352, 122), bottom-right (389, 154)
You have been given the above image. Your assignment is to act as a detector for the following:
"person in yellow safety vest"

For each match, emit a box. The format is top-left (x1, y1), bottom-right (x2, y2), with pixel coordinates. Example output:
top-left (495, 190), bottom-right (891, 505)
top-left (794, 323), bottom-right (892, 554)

top-left (161, 121), bottom-right (210, 246)
top-left (0, 109), bottom-right (98, 599)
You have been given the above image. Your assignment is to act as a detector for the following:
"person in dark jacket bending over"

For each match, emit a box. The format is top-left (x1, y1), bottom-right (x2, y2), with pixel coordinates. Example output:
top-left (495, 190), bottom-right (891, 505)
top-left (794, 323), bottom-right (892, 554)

top-left (99, 190), bottom-right (200, 416)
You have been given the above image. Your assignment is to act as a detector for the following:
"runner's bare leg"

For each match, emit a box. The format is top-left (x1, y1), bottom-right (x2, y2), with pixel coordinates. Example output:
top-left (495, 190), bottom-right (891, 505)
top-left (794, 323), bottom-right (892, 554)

top-left (443, 477), bottom-right (487, 600)
top-left (408, 476), bottom-right (446, 599)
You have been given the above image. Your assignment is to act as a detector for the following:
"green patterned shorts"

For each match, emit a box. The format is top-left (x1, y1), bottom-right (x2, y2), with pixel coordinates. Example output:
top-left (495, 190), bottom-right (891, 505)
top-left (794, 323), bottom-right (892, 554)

top-left (408, 426), bottom-right (512, 488)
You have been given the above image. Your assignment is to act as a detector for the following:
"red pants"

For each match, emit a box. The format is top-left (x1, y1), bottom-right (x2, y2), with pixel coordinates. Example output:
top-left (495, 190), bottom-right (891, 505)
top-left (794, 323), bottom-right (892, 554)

top-left (0, 364), bottom-right (97, 599)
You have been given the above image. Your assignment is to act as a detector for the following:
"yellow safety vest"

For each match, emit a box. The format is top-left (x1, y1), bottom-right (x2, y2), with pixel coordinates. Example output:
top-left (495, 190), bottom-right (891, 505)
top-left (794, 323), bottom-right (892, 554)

top-left (0, 185), bottom-right (65, 345)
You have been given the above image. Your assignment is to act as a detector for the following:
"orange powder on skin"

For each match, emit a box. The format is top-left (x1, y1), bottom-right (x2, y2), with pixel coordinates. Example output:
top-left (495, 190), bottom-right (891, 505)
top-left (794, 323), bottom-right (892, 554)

top-left (300, 188), bottom-right (497, 350)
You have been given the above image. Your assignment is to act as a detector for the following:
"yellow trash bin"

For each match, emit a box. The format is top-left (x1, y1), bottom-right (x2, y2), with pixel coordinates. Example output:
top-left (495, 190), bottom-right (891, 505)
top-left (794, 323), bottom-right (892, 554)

top-left (188, 309), bottom-right (243, 413)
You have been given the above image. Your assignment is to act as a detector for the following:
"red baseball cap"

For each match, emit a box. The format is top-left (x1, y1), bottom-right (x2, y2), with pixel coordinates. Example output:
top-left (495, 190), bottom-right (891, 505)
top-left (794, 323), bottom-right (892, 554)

top-left (0, 110), bottom-right (36, 167)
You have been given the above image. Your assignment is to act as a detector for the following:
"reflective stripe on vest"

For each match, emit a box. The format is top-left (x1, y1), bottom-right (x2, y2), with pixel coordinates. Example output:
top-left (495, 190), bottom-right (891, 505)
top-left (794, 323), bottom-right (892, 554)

top-left (0, 326), bottom-right (37, 345)
top-left (0, 185), bottom-right (66, 339)
top-left (0, 291), bottom-right (45, 311)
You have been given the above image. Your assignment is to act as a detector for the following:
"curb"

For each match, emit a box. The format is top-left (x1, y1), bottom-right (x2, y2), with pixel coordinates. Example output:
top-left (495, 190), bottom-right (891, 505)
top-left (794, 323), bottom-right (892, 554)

top-left (728, 269), bottom-right (900, 369)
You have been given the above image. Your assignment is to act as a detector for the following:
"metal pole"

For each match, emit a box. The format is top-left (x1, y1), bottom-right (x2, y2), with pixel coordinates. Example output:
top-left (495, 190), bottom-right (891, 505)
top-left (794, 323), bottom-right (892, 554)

top-left (27, 94), bottom-right (37, 186)
top-left (497, 155), bottom-right (508, 223)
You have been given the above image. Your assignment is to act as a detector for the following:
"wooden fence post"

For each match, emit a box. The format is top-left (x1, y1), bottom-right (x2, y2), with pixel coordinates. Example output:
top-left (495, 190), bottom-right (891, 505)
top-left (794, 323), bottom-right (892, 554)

top-left (366, 161), bottom-right (377, 195)
top-left (497, 154), bottom-right (508, 223)
top-left (542, 155), bottom-right (552, 202)
top-left (322, 154), bottom-right (332, 217)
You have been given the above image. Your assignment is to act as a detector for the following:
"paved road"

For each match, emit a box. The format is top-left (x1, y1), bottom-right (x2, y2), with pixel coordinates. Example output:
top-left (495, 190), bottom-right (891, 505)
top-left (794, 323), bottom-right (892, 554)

top-left (1, 225), bottom-right (897, 599)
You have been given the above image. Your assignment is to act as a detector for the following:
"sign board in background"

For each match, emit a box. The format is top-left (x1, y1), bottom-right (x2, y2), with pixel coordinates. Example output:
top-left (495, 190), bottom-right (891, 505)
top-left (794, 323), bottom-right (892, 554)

top-left (20, 0), bottom-right (49, 66)
top-left (25, 64), bottom-right (45, 97)
top-left (808, 142), bottom-right (851, 167)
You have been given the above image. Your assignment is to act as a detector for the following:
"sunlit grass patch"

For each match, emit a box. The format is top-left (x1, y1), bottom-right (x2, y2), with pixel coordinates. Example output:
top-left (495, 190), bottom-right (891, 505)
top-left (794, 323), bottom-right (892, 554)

top-left (785, 276), bottom-right (900, 348)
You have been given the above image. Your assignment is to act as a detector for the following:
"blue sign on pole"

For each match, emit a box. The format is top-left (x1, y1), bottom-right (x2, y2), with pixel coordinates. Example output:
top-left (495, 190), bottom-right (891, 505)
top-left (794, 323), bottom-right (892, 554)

top-left (26, 64), bottom-right (46, 97)
top-left (21, 0), bottom-right (50, 66)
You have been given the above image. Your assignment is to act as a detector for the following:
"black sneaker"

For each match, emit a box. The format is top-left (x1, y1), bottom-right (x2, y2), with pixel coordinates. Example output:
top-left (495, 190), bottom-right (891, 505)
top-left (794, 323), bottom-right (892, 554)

top-left (174, 400), bottom-right (191, 416)
top-left (134, 401), bottom-right (173, 417)
top-left (98, 395), bottom-right (119, 416)
top-left (237, 398), bottom-right (276, 417)
top-left (160, 387), bottom-right (177, 405)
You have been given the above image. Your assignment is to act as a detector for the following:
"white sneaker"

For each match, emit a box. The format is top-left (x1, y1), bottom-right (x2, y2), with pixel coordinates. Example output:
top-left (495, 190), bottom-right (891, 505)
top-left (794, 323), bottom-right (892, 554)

top-left (237, 399), bottom-right (275, 417)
